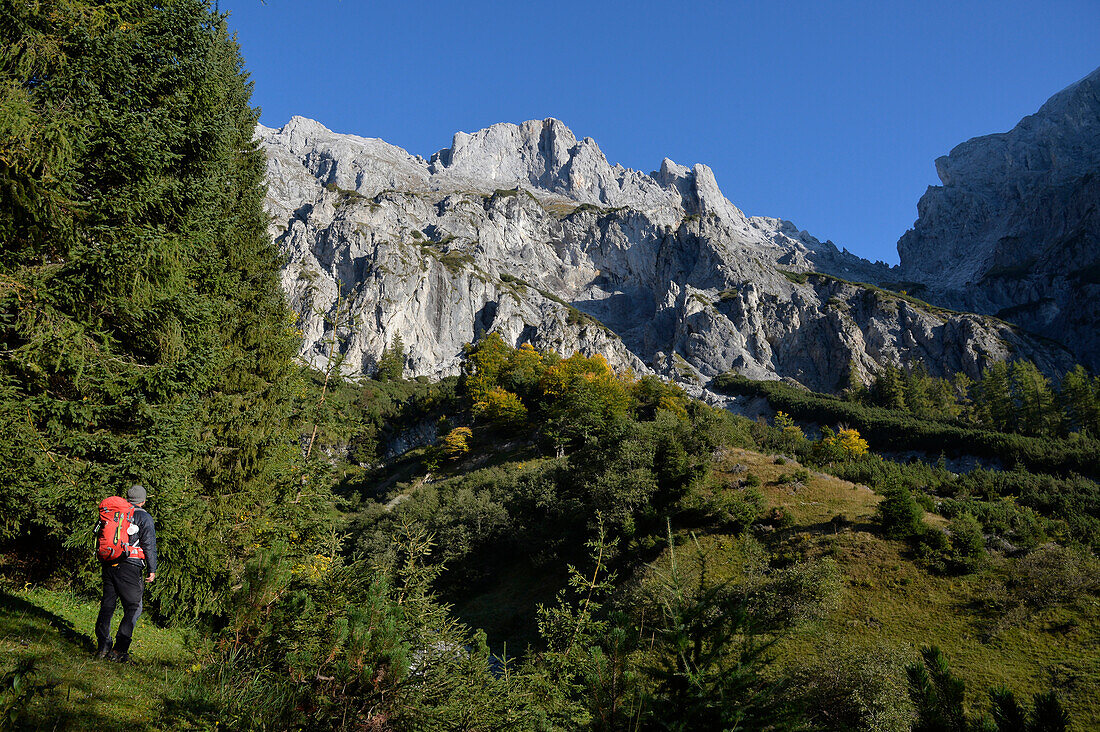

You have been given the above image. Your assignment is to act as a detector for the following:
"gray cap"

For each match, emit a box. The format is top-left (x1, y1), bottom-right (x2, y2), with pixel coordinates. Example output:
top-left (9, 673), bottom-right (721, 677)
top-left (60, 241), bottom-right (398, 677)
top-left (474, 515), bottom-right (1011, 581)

top-left (126, 484), bottom-right (148, 504)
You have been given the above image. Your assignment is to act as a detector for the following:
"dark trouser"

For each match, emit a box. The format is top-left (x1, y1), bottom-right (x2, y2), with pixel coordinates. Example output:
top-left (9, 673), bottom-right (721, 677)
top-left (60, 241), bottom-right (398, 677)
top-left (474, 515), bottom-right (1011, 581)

top-left (95, 561), bottom-right (144, 653)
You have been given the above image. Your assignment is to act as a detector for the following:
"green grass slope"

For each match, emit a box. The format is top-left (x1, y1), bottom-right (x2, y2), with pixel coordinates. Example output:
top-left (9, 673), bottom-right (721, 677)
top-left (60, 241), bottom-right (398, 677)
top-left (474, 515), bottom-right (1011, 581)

top-left (355, 435), bottom-right (1100, 728)
top-left (704, 448), bottom-right (1100, 728)
top-left (0, 587), bottom-right (202, 731)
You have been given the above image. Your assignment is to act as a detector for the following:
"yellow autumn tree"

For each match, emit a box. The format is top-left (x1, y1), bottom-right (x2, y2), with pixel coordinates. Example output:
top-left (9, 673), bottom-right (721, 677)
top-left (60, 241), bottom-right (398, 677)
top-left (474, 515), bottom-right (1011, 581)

top-left (541, 353), bottom-right (632, 448)
top-left (496, 342), bottom-right (547, 401)
top-left (772, 410), bottom-right (806, 453)
top-left (473, 386), bottom-right (528, 427)
top-left (441, 427), bottom-right (473, 460)
top-left (835, 428), bottom-right (869, 456)
top-left (461, 332), bottom-right (512, 402)
top-left (821, 427), bottom-right (869, 458)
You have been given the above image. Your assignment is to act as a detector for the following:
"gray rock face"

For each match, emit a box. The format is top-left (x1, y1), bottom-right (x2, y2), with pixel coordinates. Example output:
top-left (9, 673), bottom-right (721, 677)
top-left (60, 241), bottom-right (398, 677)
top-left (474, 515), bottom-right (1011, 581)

top-left (258, 116), bottom-right (1071, 393)
top-left (894, 66), bottom-right (1100, 369)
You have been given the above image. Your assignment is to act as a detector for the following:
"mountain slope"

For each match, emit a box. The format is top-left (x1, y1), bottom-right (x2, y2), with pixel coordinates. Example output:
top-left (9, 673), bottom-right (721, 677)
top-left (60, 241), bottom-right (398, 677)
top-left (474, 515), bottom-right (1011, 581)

top-left (258, 117), bottom-right (1071, 393)
top-left (895, 66), bottom-right (1100, 369)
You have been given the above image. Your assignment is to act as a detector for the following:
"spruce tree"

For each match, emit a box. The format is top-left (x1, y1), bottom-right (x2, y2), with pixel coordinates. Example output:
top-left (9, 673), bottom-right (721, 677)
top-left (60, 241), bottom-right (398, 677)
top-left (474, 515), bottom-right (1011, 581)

top-left (0, 1), bottom-right (329, 620)
top-left (376, 331), bottom-right (405, 381)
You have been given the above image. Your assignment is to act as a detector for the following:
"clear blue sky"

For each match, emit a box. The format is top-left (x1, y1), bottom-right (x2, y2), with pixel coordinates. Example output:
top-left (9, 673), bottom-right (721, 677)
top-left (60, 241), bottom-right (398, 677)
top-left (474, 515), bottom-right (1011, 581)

top-left (222, 0), bottom-right (1099, 265)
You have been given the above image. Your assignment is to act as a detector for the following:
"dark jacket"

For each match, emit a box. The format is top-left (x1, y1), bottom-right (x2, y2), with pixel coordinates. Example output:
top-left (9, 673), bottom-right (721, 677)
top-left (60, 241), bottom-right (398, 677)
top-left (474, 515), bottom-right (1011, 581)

top-left (126, 507), bottom-right (158, 574)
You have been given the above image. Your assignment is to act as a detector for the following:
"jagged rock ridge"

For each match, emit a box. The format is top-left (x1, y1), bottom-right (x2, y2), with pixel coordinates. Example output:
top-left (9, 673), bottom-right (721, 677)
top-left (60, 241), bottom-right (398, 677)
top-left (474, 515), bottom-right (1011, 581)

top-left (258, 116), bottom-right (1071, 394)
top-left (894, 65), bottom-right (1100, 370)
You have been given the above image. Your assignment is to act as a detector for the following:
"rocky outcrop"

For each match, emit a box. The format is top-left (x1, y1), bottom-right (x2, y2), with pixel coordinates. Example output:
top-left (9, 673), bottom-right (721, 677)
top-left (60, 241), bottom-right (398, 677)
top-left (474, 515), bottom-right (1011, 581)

top-left (258, 116), bottom-right (1071, 393)
top-left (894, 66), bottom-right (1100, 369)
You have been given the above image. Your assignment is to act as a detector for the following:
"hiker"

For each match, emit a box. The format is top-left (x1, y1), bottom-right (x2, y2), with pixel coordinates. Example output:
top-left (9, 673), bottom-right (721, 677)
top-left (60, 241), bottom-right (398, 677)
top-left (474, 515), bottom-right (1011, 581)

top-left (94, 483), bottom-right (158, 662)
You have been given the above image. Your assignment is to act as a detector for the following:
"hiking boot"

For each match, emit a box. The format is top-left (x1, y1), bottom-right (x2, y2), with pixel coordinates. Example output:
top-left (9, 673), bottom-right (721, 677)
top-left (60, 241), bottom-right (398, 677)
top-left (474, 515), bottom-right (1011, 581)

top-left (106, 649), bottom-right (130, 663)
top-left (95, 642), bottom-right (113, 659)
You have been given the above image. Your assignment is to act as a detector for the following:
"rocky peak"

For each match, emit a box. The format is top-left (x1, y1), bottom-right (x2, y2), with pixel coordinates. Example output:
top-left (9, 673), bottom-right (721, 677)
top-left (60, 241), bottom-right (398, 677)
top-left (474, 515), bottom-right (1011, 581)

top-left (429, 118), bottom-right (580, 178)
top-left (426, 117), bottom-right (692, 211)
top-left (895, 65), bottom-right (1100, 368)
top-left (653, 157), bottom-right (746, 221)
top-left (256, 116), bottom-right (430, 201)
top-left (256, 114), bottom-right (1069, 393)
top-left (935, 66), bottom-right (1100, 189)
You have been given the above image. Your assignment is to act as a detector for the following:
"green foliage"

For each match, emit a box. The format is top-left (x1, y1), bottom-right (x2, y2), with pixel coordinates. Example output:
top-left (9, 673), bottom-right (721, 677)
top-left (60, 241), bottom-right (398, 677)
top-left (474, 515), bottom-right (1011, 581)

top-left (776, 468), bottom-right (811, 485)
top-left (944, 468), bottom-right (1099, 550)
top-left (7, 3), bottom-right (1096, 730)
top-left (632, 374), bottom-right (689, 420)
top-left (351, 340), bottom-right (755, 626)
top-left (983, 544), bottom-right (1100, 625)
top-left (375, 331), bottom-right (405, 381)
top-left (323, 181), bottom-right (366, 206)
top-left (875, 364), bottom-right (909, 411)
top-left (435, 248), bottom-right (476, 273)
top-left (939, 496), bottom-right (1045, 551)
top-left (717, 287), bottom-right (739, 302)
top-left (913, 527), bottom-right (953, 574)
top-left (531, 519), bottom-right (641, 729)
top-left (0, 0), bottom-right (332, 621)
top-left (714, 372), bottom-right (1100, 479)
top-left (989, 688), bottom-right (1070, 732)
top-left (877, 482), bottom-right (925, 539)
top-left (1, 659), bottom-right (54, 729)
top-left (1060, 365), bottom-right (1100, 436)
top-left (792, 639), bottom-right (913, 732)
top-left (770, 410), bottom-right (806, 455)
top-left (204, 529), bottom-right (529, 730)
top-left (907, 646), bottom-right (974, 732)
top-left (857, 359), bottom-right (1100, 440)
top-left (684, 483), bottom-right (765, 531)
top-left (744, 556), bottom-right (843, 628)
top-left (948, 512), bottom-right (987, 574)
top-left (779, 269), bottom-right (809, 284)
top-left (639, 534), bottom-right (804, 731)
top-left (908, 646), bottom-right (1071, 732)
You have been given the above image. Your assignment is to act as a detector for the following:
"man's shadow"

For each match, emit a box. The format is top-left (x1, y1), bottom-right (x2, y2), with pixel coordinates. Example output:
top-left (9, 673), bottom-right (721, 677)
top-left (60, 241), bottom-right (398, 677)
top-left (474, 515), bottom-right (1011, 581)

top-left (0, 590), bottom-right (93, 652)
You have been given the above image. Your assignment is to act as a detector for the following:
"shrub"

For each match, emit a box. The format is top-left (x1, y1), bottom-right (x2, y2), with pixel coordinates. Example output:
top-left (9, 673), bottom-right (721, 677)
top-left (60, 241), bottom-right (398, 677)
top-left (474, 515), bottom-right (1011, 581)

top-left (712, 374), bottom-right (1100, 479)
top-left (947, 512), bottom-right (986, 574)
top-left (473, 386), bottom-right (528, 428)
top-left (792, 639), bottom-right (913, 732)
top-left (939, 497), bottom-right (1045, 551)
top-left (914, 528), bottom-right (952, 573)
top-left (877, 483), bottom-right (924, 539)
top-left (772, 411), bottom-right (806, 454)
top-left (915, 492), bottom-right (936, 512)
top-left (746, 558), bottom-right (843, 628)
top-left (210, 536), bottom-right (526, 730)
top-left (821, 427), bottom-right (870, 458)
top-left (764, 506), bottom-right (796, 529)
top-left (997, 544), bottom-right (1100, 611)
top-left (907, 646), bottom-right (1071, 732)
top-left (699, 487), bottom-right (765, 531)
top-left (1, 660), bottom-right (54, 729)
top-left (441, 427), bottom-right (473, 460)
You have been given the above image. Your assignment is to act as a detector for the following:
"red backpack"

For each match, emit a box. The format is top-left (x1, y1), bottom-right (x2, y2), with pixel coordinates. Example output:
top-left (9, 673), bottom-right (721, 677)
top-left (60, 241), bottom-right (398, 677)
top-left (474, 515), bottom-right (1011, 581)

top-left (96, 496), bottom-right (145, 563)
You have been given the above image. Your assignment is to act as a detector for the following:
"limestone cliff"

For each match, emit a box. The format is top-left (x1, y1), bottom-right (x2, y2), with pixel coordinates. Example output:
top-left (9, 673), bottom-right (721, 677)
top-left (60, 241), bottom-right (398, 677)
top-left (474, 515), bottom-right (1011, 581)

top-left (258, 116), bottom-right (1070, 393)
top-left (894, 66), bottom-right (1100, 369)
